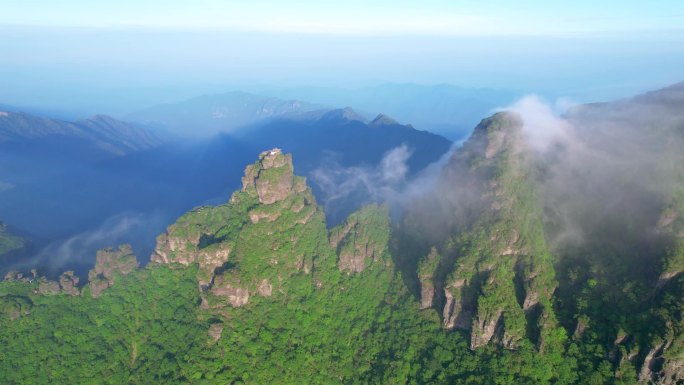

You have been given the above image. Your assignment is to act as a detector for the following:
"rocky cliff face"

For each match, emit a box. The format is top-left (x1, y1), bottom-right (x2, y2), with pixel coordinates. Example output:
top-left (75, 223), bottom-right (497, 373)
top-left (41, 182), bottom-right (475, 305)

top-left (150, 205), bottom-right (236, 290)
top-left (58, 271), bottom-right (80, 296)
top-left (241, 149), bottom-right (300, 205)
top-left (35, 271), bottom-right (81, 296)
top-left (151, 149), bottom-right (315, 292)
top-left (423, 87), bottom-right (684, 378)
top-left (418, 247), bottom-right (441, 310)
top-left (87, 244), bottom-right (139, 297)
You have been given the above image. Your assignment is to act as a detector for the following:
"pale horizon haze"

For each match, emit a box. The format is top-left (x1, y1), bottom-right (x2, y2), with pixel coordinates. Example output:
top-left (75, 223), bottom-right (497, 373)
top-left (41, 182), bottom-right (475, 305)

top-left (1, 0), bottom-right (683, 115)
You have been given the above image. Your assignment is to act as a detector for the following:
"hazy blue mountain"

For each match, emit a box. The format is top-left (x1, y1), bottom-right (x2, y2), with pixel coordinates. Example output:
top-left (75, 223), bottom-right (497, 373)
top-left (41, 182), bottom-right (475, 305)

top-left (236, 108), bottom-right (449, 172)
top-left (126, 91), bottom-right (323, 137)
top-left (566, 81), bottom-right (684, 129)
top-left (0, 111), bottom-right (166, 157)
top-left (0, 103), bottom-right (81, 121)
top-left (247, 83), bottom-right (520, 140)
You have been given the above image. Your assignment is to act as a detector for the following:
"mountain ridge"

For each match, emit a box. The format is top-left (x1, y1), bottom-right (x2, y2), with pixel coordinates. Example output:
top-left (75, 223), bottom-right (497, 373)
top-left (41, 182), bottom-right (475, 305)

top-left (0, 110), bottom-right (166, 156)
top-left (126, 91), bottom-right (324, 137)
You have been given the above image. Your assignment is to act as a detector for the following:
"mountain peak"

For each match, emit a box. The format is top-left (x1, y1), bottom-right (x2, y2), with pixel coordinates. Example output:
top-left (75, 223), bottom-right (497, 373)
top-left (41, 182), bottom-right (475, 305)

top-left (473, 111), bottom-right (522, 134)
top-left (370, 113), bottom-right (399, 126)
top-left (240, 148), bottom-right (304, 205)
top-left (127, 91), bottom-right (322, 136)
top-left (80, 114), bottom-right (118, 124)
top-left (320, 107), bottom-right (366, 123)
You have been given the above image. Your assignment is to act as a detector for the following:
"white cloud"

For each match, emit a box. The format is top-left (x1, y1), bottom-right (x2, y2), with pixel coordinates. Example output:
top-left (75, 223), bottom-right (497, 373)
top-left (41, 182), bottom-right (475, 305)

top-left (502, 95), bottom-right (575, 152)
top-left (7, 211), bottom-right (169, 276)
top-left (311, 143), bottom-right (457, 220)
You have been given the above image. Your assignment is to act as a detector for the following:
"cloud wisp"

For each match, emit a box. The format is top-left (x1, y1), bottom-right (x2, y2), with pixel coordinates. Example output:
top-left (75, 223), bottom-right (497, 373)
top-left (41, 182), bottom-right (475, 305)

top-left (311, 144), bottom-right (457, 222)
top-left (5, 210), bottom-right (169, 278)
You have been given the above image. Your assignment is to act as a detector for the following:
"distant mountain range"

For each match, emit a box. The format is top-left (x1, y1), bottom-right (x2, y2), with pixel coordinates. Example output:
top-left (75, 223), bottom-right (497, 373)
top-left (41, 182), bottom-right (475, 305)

top-left (0, 111), bottom-right (166, 157)
top-left (234, 107), bottom-right (449, 175)
top-left (126, 91), bottom-right (324, 137)
top-left (124, 84), bottom-right (519, 140)
top-left (246, 83), bottom-right (520, 140)
top-left (567, 81), bottom-right (684, 129)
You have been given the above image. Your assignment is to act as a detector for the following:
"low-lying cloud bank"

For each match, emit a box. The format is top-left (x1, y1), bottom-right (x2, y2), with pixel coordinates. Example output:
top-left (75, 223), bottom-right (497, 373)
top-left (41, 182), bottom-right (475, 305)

top-left (504, 94), bottom-right (684, 252)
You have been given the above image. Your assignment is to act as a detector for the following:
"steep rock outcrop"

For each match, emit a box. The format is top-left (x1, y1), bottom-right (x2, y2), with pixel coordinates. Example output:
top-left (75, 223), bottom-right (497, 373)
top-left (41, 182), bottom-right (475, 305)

top-left (151, 205), bottom-right (236, 289)
top-left (208, 323), bottom-right (224, 342)
top-left (152, 149), bottom-right (334, 310)
top-left (59, 271), bottom-right (80, 296)
top-left (418, 247), bottom-right (441, 309)
top-left (210, 274), bottom-right (250, 308)
top-left (88, 244), bottom-right (138, 297)
top-left (658, 356), bottom-right (684, 385)
top-left (242, 149), bottom-right (297, 205)
top-left (152, 149), bottom-right (317, 293)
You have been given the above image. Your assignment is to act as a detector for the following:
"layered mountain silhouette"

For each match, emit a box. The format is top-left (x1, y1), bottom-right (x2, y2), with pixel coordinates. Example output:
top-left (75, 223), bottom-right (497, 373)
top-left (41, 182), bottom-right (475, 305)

top-left (247, 83), bottom-right (520, 139)
top-left (126, 91), bottom-right (323, 137)
top-left (0, 111), bottom-right (166, 156)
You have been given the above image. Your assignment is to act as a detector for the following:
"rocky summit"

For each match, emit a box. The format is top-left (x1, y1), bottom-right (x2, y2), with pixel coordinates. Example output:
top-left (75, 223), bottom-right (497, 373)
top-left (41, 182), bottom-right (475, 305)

top-left (145, 147), bottom-right (396, 326)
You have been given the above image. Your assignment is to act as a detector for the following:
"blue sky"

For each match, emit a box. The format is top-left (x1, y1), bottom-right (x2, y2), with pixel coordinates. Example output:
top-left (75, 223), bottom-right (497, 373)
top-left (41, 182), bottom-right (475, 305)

top-left (3, 0), bottom-right (684, 35)
top-left (1, 1), bottom-right (683, 114)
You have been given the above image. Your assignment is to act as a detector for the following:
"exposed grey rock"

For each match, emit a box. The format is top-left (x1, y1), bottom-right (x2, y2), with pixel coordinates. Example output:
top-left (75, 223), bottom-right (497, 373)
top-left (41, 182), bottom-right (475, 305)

top-left (471, 308), bottom-right (504, 349)
top-left (418, 248), bottom-right (440, 310)
top-left (242, 149), bottom-right (296, 205)
top-left (208, 323), bottom-right (224, 342)
top-left (59, 271), bottom-right (80, 296)
top-left (211, 275), bottom-right (250, 307)
top-left (258, 279), bottom-right (273, 297)
top-left (36, 279), bottom-right (60, 295)
top-left (88, 244), bottom-right (138, 298)
top-left (443, 280), bottom-right (474, 330)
